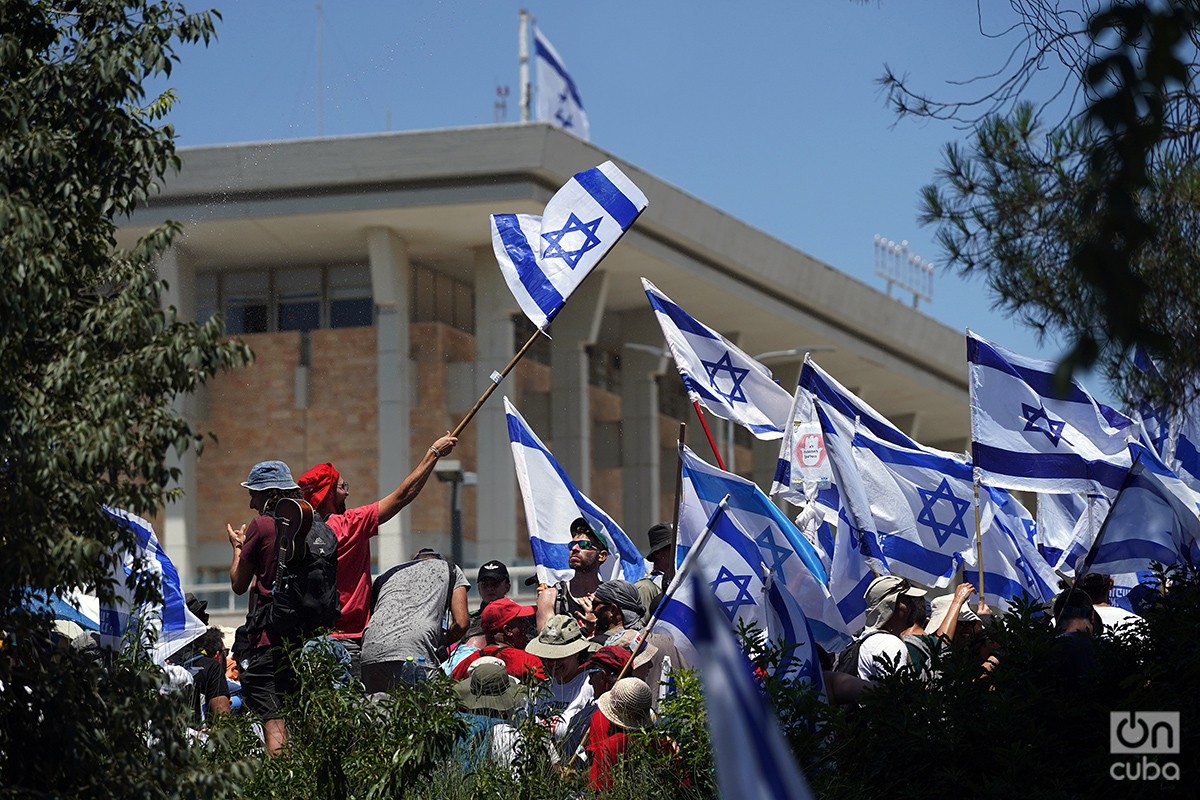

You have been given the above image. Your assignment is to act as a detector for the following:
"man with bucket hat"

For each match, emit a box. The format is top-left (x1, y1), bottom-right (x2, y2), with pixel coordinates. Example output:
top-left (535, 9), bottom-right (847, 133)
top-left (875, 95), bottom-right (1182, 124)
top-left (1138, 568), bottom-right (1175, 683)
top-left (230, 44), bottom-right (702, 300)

top-left (452, 659), bottom-right (529, 770)
top-left (526, 613), bottom-right (596, 738)
top-left (834, 575), bottom-right (928, 681)
top-left (226, 460), bottom-right (304, 757)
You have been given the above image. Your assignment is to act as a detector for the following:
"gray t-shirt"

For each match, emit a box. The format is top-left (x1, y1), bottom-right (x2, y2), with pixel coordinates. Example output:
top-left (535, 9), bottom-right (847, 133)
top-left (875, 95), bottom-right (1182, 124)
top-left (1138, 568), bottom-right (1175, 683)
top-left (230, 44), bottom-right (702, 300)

top-left (361, 559), bottom-right (469, 666)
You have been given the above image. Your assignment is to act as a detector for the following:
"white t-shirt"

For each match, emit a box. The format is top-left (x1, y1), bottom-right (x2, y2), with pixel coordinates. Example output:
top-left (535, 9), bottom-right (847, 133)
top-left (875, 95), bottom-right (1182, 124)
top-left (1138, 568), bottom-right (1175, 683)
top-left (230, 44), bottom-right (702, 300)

top-left (1095, 604), bottom-right (1141, 635)
top-left (856, 629), bottom-right (910, 680)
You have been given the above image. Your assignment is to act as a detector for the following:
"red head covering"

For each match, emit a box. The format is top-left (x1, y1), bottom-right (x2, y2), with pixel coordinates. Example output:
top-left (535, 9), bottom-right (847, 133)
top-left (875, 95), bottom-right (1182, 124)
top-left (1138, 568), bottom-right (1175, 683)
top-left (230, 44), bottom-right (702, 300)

top-left (300, 463), bottom-right (339, 509)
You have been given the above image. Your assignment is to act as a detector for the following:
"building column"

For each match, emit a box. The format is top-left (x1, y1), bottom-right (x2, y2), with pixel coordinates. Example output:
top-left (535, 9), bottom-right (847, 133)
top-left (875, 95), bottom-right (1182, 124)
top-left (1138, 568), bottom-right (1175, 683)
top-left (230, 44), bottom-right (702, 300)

top-left (368, 228), bottom-right (412, 568)
top-left (550, 272), bottom-right (609, 494)
top-left (620, 308), bottom-right (667, 550)
top-left (474, 247), bottom-right (518, 562)
top-left (157, 245), bottom-right (198, 583)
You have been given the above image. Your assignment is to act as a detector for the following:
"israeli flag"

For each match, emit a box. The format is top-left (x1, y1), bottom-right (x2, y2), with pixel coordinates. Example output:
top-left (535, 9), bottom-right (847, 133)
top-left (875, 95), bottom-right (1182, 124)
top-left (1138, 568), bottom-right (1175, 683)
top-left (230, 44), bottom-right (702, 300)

top-left (689, 573), bottom-right (818, 800)
top-left (656, 501), bottom-right (825, 694)
top-left (1082, 441), bottom-right (1200, 575)
top-left (1036, 491), bottom-right (1109, 575)
top-left (492, 161), bottom-right (647, 331)
top-left (851, 425), bottom-right (974, 588)
top-left (504, 397), bottom-right (646, 585)
top-left (677, 445), bottom-right (848, 650)
top-left (965, 485), bottom-right (1059, 612)
top-left (534, 26), bottom-right (589, 141)
top-left (968, 331), bottom-right (1135, 495)
top-left (644, 279), bottom-right (793, 439)
top-left (99, 507), bottom-right (207, 665)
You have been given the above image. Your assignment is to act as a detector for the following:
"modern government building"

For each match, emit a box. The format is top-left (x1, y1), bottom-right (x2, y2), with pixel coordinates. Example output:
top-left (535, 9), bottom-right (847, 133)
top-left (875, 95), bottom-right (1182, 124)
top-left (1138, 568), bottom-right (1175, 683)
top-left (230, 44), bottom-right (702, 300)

top-left (117, 123), bottom-right (970, 612)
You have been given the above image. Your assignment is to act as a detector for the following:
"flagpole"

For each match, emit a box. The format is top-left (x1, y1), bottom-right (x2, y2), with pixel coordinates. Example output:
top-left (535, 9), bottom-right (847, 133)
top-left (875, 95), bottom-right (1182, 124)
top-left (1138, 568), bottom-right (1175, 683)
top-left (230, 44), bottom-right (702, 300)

top-left (974, 478), bottom-right (985, 607)
top-left (450, 327), bottom-right (548, 438)
top-left (518, 9), bottom-right (530, 122)
top-left (692, 400), bottom-right (727, 470)
top-left (668, 423), bottom-right (687, 585)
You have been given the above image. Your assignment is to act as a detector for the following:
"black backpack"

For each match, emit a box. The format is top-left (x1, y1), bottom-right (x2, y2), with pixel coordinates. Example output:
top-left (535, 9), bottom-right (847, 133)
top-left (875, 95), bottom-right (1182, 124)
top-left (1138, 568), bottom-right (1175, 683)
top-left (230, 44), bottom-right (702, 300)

top-left (833, 630), bottom-right (887, 676)
top-left (258, 500), bottom-right (341, 639)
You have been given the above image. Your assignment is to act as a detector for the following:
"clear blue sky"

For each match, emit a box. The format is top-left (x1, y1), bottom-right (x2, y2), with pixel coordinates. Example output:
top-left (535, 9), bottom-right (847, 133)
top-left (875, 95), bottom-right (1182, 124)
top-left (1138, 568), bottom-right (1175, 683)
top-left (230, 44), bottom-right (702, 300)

top-left (149, 0), bottom-right (1117, 404)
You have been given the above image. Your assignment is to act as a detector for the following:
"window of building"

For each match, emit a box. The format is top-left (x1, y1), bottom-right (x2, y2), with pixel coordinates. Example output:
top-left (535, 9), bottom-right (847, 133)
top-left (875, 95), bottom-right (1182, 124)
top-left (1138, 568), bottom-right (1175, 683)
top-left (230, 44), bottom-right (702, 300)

top-left (410, 264), bottom-right (474, 334)
top-left (587, 344), bottom-right (622, 394)
top-left (197, 265), bottom-right (373, 333)
top-left (657, 372), bottom-right (691, 420)
top-left (513, 314), bottom-right (551, 365)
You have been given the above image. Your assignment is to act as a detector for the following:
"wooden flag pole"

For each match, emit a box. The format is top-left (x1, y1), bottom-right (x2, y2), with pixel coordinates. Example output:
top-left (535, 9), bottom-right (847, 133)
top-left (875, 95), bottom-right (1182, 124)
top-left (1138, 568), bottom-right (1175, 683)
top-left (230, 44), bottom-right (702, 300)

top-left (667, 423), bottom-right (686, 585)
top-left (450, 326), bottom-right (548, 438)
top-left (691, 400), bottom-right (726, 470)
top-left (973, 479), bottom-right (985, 607)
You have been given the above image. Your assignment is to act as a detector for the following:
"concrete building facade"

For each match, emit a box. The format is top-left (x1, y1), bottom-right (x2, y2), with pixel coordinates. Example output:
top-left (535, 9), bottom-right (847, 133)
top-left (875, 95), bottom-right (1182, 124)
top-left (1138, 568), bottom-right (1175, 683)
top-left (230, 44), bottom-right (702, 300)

top-left (119, 123), bottom-right (970, 591)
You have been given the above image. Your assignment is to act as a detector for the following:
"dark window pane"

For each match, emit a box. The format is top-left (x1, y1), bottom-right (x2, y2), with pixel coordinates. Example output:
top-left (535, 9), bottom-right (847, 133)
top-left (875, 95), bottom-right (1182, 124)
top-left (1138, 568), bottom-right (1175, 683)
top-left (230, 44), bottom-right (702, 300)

top-left (279, 301), bottom-right (320, 332)
top-left (330, 297), bottom-right (373, 328)
top-left (226, 304), bottom-right (268, 334)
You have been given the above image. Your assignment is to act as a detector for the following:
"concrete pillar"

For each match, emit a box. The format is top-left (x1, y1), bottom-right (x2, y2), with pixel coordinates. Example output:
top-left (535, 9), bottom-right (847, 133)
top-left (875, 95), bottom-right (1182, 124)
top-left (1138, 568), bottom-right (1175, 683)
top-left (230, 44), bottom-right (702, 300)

top-left (368, 228), bottom-right (412, 568)
top-left (620, 309), bottom-right (668, 550)
top-left (550, 272), bottom-right (609, 493)
top-left (473, 247), bottom-right (519, 562)
top-left (157, 245), bottom-right (199, 583)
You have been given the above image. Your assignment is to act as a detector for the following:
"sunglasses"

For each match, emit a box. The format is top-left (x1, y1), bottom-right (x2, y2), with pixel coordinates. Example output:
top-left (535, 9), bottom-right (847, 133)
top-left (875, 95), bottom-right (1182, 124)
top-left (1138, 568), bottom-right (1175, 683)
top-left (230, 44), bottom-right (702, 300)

top-left (569, 540), bottom-right (600, 551)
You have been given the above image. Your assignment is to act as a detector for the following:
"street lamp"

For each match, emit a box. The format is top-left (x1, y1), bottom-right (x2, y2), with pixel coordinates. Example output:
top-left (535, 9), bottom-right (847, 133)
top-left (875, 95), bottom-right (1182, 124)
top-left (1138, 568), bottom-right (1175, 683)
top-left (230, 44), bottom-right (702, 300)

top-left (434, 459), bottom-right (476, 566)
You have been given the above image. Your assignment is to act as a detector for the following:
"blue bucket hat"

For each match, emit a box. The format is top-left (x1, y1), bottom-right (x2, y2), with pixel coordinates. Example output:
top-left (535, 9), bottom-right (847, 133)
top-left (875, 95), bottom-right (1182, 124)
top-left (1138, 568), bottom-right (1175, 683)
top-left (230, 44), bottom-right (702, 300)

top-left (241, 460), bottom-right (299, 491)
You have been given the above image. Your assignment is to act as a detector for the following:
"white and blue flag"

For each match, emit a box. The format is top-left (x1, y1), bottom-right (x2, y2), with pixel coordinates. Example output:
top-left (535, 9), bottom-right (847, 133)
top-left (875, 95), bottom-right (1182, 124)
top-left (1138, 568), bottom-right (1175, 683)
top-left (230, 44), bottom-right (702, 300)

top-left (492, 161), bottom-right (647, 331)
top-left (968, 331), bottom-right (1135, 495)
top-left (644, 279), bottom-right (793, 439)
top-left (99, 507), bottom-right (207, 666)
top-left (1082, 441), bottom-right (1200, 575)
top-left (689, 573), bottom-right (818, 800)
top-left (534, 26), bottom-right (589, 141)
top-left (504, 397), bottom-right (646, 586)
top-left (677, 445), bottom-right (848, 650)
top-left (656, 500), bottom-right (825, 693)
top-left (1036, 491), bottom-right (1109, 575)
top-left (966, 485), bottom-right (1059, 611)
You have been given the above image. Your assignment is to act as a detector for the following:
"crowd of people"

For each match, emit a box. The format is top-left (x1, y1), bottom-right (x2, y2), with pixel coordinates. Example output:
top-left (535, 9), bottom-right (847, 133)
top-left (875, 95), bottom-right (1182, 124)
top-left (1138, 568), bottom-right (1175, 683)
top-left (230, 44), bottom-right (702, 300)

top-left (202, 434), bottom-right (687, 789)
top-left (176, 433), bottom-right (1151, 787)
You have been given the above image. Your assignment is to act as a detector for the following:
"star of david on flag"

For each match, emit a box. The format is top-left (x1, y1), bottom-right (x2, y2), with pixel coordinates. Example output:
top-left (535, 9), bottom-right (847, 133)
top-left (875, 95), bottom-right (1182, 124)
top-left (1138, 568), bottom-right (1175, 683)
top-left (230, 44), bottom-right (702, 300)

top-left (968, 331), bottom-right (1134, 495)
top-left (491, 162), bottom-right (646, 330)
top-left (533, 26), bottom-right (589, 141)
top-left (643, 279), bottom-right (793, 440)
top-left (710, 566), bottom-right (758, 621)
top-left (916, 478), bottom-right (972, 547)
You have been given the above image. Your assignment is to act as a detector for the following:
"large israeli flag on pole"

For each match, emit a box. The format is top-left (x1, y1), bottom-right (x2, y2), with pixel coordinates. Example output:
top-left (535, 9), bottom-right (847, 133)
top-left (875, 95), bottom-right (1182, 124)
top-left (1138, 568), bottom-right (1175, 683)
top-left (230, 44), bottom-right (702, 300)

top-left (1082, 441), bottom-right (1200, 575)
top-left (492, 162), bottom-right (647, 331)
top-left (968, 331), bottom-right (1135, 495)
top-left (966, 485), bottom-right (1059, 612)
top-left (690, 572), bottom-right (818, 800)
top-left (99, 507), bottom-right (207, 665)
top-left (533, 26), bottom-right (589, 140)
top-left (643, 279), bottom-right (793, 439)
top-left (656, 501), bottom-right (825, 693)
top-left (678, 445), bottom-right (848, 650)
top-left (1036, 491), bottom-right (1109, 575)
top-left (504, 397), bottom-right (645, 586)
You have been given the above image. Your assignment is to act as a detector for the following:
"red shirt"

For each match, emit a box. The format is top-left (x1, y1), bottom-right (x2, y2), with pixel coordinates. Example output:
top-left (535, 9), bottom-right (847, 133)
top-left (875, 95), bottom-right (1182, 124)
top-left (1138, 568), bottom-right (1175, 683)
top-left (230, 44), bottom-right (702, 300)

top-left (324, 503), bottom-right (379, 638)
top-left (450, 644), bottom-right (545, 682)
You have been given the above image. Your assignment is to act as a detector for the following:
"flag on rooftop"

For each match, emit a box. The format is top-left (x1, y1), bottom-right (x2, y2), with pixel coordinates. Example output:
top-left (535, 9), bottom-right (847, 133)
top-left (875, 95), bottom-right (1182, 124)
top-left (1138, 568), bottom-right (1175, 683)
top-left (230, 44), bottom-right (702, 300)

top-left (99, 507), bottom-right (207, 665)
top-left (504, 397), bottom-right (646, 585)
top-left (677, 445), bottom-right (848, 650)
top-left (533, 26), bottom-right (589, 140)
top-left (643, 278), bottom-right (793, 439)
top-left (1082, 441), bottom-right (1200, 576)
top-left (689, 572), bottom-right (817, 800)
top-left (968, 331), bottom-right (1135, 495)
top-left (491, 161), bottom-right (647, 331)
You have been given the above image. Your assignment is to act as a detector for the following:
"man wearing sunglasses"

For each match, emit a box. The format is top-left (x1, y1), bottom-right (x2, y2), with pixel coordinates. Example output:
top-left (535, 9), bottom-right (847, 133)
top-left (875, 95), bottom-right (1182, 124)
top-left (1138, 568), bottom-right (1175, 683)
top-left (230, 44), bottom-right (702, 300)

top-left (534, 518), bottom-right (609, 631)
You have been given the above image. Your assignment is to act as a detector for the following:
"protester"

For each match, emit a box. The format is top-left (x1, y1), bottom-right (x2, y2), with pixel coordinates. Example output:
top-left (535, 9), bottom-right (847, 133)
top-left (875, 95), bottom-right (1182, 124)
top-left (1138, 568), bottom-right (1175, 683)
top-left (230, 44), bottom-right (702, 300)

top-left (452, 659), bottom-right (534, 772)
top-left (1050, 587), bottom-right (1100, 688)
top-left (835, 575), bottom-right (927, 681)
top-left (360, 548), bottom-right (469, 693)
top-left (585, 677), bottom-right (674, 791)
top-left (633, 522), bottom-right (673, 624)
top-left (561, 643), bottom-right (651, 757)
top-left (461, 560), bottom-right (514, 647)
top-left (299, 431), bottom-right (457, 679)
top-left (535, 518), bottom-right (608, 631)
top-left (1078, 572), bottom-right (1141, 634)
top-left (607, 628), bottom-right (685, 710)
top-left (524, 613), bottom-right (593, 734)
top-left (450, 598), bottom-right (544, 682)
top-left (166, 626), bottom-right (232, 727)
top-left (226, 460), bottom-right (303, 757)
top-left (904, 582), bottom-right (977, 677)
top-left (589, 580), bottom-right (645, 644)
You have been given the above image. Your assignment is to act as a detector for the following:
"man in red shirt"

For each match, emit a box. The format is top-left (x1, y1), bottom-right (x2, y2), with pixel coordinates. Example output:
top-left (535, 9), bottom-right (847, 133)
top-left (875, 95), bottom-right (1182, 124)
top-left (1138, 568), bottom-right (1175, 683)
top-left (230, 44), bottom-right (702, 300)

top-left (450, 598), bottom-right (544, 682)
top-left (299, 431), bottom-right (457, 679)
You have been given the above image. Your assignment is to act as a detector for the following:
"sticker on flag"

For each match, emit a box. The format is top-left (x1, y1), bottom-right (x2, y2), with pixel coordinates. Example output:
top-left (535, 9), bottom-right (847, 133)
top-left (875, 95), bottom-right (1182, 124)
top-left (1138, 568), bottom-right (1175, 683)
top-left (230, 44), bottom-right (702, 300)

top-left (491, 162), bottom-right (647, 330)
top-left (791, 421), bottom-right (832, 489)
